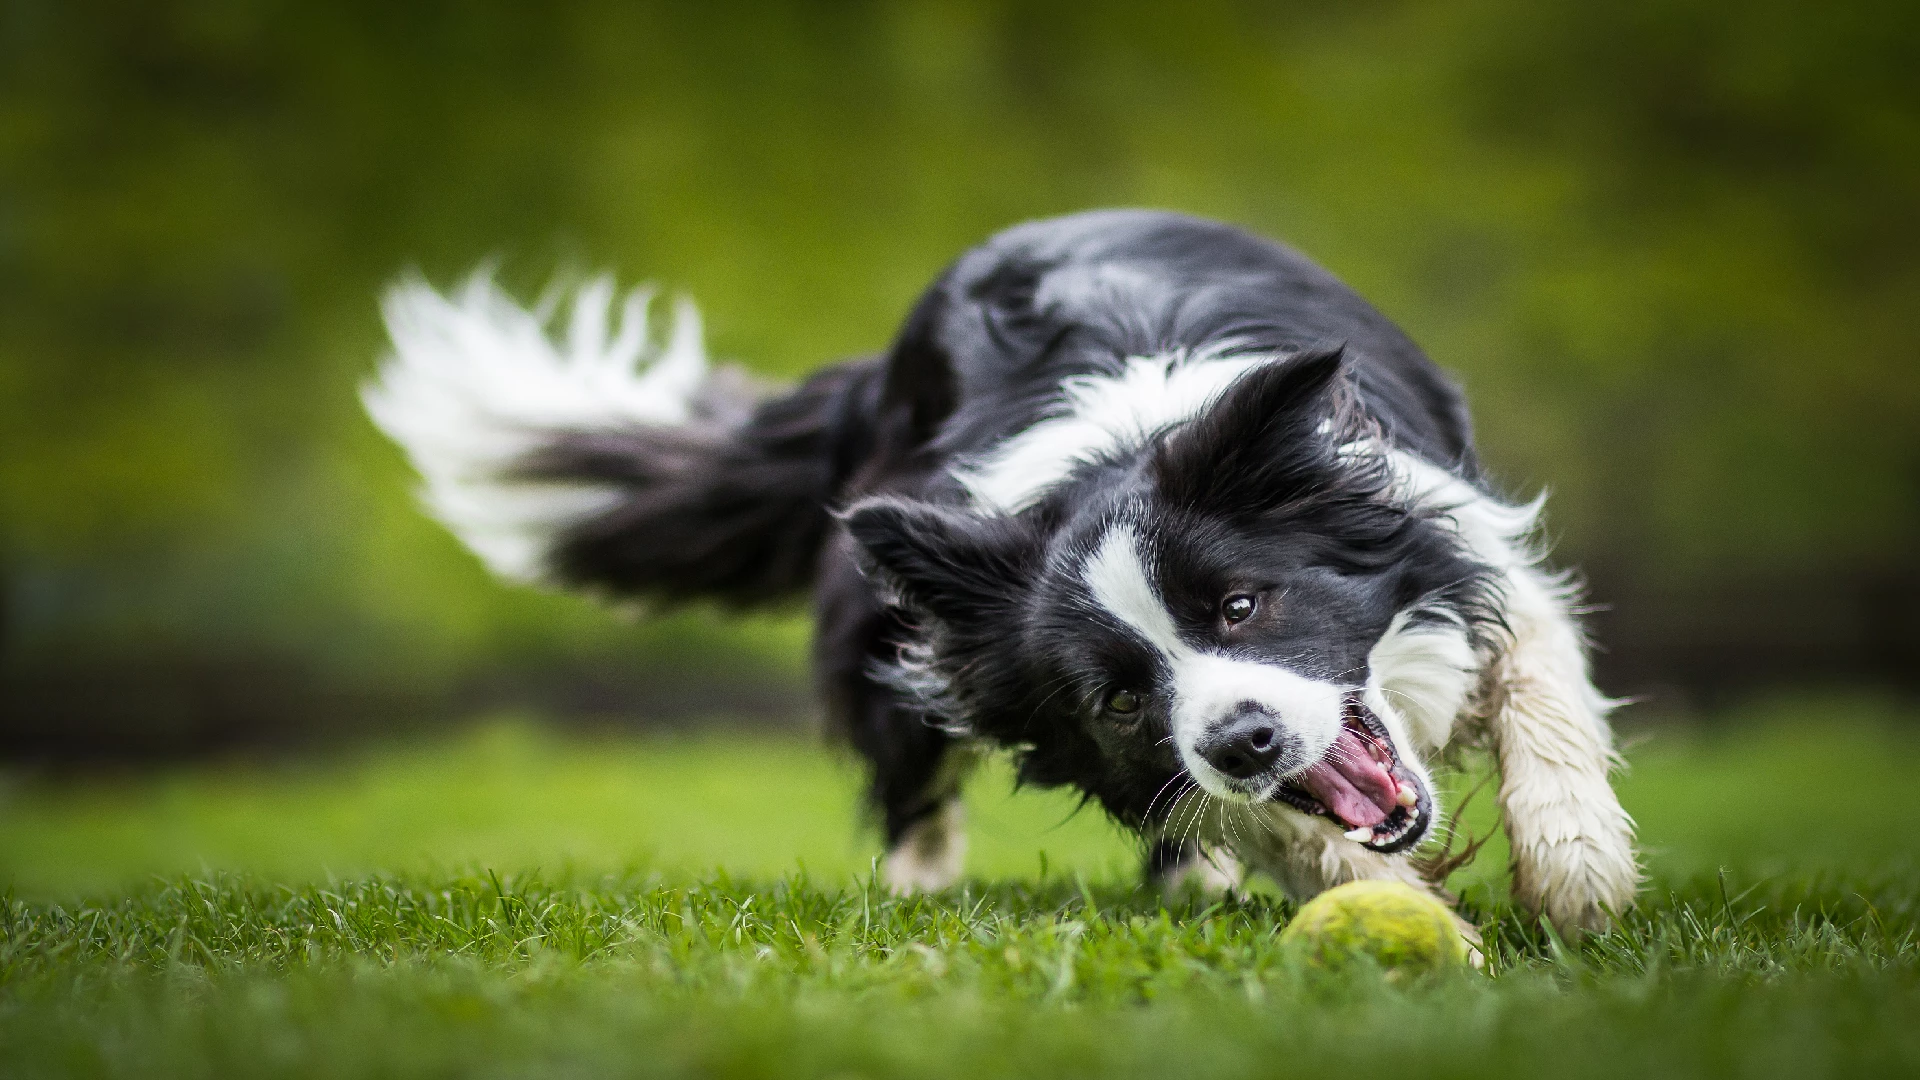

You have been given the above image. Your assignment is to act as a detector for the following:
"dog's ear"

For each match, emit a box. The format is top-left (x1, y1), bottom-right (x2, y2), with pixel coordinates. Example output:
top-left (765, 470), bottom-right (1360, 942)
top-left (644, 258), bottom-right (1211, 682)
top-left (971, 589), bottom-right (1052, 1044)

top-left (841, 498), bottom-right (1039, 623)
top-left (1151, 345), bottom-right (1348, 517)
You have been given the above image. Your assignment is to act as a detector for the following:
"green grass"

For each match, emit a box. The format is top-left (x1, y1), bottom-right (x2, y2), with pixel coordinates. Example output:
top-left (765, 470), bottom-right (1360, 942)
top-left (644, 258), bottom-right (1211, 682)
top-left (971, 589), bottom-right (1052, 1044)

top-left (3, 702), bottom-right (1919, 1078)
top-left (0, 722), bottom-right (1138, 898)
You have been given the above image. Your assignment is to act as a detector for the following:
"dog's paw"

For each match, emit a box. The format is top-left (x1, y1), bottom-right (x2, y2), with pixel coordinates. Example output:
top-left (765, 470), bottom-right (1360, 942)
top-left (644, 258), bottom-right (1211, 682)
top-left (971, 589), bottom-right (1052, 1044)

top-left (1512, 829), bottom-right (1640, 937)
top-left (883, 802), bottom-right (966, 894)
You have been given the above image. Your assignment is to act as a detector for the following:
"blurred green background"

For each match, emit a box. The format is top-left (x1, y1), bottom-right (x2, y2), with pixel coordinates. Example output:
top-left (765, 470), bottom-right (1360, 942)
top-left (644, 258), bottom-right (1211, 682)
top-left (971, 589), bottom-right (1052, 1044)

top-left (3, 0), bottom-right (1917, 760)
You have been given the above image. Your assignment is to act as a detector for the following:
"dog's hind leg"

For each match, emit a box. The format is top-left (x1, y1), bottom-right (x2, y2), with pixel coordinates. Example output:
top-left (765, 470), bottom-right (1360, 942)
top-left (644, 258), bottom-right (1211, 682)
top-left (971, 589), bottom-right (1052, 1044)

top-left (1483, 563), bottom-right (1640, 936)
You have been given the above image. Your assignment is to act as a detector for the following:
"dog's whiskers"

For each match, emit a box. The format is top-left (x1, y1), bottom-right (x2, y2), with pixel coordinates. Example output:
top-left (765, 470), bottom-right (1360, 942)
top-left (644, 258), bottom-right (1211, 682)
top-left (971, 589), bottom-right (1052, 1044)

top-left (1143, 770), bottom-right (1192, 821)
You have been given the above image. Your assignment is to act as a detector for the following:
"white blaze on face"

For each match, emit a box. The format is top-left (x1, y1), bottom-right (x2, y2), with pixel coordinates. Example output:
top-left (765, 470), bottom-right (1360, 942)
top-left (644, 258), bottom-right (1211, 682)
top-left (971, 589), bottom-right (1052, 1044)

top-left (1081, 523), bottom-right (1347, 798)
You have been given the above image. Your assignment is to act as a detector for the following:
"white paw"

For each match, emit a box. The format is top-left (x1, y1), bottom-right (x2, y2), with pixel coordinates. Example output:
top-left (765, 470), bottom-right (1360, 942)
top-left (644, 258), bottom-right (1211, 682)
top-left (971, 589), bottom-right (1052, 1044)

top-left (883, 802), bottom-right (966, 894)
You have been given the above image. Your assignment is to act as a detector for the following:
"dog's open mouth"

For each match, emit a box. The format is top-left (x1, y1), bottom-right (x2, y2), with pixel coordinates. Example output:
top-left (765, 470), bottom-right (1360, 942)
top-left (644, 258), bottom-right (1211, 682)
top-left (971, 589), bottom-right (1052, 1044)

top-left (1270, 693), bottom-right (1430, 853)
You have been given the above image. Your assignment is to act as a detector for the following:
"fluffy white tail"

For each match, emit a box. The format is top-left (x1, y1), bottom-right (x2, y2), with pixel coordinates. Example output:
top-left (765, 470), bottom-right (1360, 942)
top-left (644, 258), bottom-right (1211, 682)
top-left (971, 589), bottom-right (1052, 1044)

top-left (362, 273), bottom-right (711, 583)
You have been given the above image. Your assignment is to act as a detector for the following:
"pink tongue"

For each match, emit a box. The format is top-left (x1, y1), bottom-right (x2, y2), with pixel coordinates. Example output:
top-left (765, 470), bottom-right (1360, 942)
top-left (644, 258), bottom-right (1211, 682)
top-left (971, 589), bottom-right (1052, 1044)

top-left (1297, 728), bottom-right (1400, 829)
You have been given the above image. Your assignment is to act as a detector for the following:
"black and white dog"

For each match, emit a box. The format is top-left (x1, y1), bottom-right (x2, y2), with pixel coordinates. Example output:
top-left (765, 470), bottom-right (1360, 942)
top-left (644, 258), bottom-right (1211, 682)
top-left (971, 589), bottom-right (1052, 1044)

top-left (366, 210), bottom-right (1637, 935)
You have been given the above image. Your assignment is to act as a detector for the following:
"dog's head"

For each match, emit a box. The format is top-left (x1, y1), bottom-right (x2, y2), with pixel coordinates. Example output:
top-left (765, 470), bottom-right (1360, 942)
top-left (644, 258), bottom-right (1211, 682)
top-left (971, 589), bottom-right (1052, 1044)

top-left (844, 349), bottom-right (1494, 853)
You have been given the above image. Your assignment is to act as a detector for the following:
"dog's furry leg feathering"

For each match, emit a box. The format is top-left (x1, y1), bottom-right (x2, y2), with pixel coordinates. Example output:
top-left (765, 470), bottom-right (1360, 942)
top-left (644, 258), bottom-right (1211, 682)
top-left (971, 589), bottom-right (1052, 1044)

top-left (1483, 563), bottom-right (1641, 935)
top-left (1390, 453), bottom-right (1640, 935)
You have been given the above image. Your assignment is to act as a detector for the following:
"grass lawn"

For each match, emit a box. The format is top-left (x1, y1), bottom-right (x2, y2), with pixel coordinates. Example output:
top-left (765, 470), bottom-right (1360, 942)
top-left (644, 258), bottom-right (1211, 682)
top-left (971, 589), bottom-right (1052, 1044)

top-left (3, 698), bottom-right (1918, 1078)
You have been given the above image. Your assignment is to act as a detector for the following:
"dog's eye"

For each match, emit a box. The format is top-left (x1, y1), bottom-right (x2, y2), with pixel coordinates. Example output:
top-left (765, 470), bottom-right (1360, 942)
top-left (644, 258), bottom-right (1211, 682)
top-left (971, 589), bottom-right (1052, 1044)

top-left (1105, 689), bottom-right (1141, 715)
top-left (1222, 594), bottom-right (1257, 624)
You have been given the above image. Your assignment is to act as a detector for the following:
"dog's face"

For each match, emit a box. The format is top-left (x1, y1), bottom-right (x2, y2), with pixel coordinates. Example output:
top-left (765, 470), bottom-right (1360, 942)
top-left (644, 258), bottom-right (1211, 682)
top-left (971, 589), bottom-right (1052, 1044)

top-left (846, 352), bottom-right (1490, 853)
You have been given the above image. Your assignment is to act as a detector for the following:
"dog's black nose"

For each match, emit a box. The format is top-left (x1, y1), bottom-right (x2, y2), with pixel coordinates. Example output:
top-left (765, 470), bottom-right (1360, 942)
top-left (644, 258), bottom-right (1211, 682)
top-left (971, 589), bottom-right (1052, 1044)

top-left (1197, 709), bottom-right (1282, 779)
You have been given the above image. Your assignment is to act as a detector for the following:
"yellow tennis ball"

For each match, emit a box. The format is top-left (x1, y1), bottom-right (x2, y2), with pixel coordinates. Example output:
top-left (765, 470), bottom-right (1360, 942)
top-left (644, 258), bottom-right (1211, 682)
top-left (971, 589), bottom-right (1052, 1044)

top-left (1279, 880), bottom-right (1470, 975)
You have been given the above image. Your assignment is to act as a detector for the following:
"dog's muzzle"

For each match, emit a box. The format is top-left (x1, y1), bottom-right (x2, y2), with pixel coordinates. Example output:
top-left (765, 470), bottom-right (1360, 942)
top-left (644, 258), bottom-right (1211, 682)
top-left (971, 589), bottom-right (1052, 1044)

top-left (1267, 692), bottom-right (1432, 853)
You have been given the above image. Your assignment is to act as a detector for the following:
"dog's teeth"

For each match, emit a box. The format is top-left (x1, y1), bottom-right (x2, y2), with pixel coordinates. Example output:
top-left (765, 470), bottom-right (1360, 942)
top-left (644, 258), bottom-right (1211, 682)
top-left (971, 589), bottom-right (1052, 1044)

top-left (1344, 827), bottom-right (1373, 842)
top-left (1397, 785), bottom-right (1418, 807)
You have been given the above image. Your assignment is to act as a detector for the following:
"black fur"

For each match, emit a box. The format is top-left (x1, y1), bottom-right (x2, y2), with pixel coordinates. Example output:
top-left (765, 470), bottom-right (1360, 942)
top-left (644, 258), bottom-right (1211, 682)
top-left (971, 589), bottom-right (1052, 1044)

top-left (520, 210), bottom-right (1501, 859)
top-left (517, 357), bottom-right (886, 606)
top-left (839, 345), bottom-right (1494, 836)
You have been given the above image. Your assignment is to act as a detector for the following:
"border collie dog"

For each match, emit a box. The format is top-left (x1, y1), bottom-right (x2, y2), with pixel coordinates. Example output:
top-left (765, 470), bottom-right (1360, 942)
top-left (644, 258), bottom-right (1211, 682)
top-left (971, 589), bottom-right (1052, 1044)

top-left (366, 210), bottom-right (1638, 935)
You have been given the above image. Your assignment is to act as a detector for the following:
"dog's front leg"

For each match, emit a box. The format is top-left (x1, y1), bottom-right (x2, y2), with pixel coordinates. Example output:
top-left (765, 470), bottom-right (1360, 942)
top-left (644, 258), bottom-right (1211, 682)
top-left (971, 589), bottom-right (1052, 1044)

top-left (884, 798), bottom-right (968, 893)
top-left (1485, 565), bottom-right (1639, 936)
top-left (879, 739), bottom-right (981, 894)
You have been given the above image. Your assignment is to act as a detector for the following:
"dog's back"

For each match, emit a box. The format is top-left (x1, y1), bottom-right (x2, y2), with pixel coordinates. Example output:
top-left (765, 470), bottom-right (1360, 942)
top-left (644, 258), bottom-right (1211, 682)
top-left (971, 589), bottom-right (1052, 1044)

top-left (365, 210), bottom-right (1476, 608)
top-left (876, 210), bottom-right (1478, 487)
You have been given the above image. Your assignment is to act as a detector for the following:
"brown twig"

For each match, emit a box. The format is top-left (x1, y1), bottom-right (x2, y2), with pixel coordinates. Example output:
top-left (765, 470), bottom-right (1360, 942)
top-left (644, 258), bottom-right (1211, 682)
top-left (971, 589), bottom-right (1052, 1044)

top-left (1413, 767), bottom-right (1499, 887)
